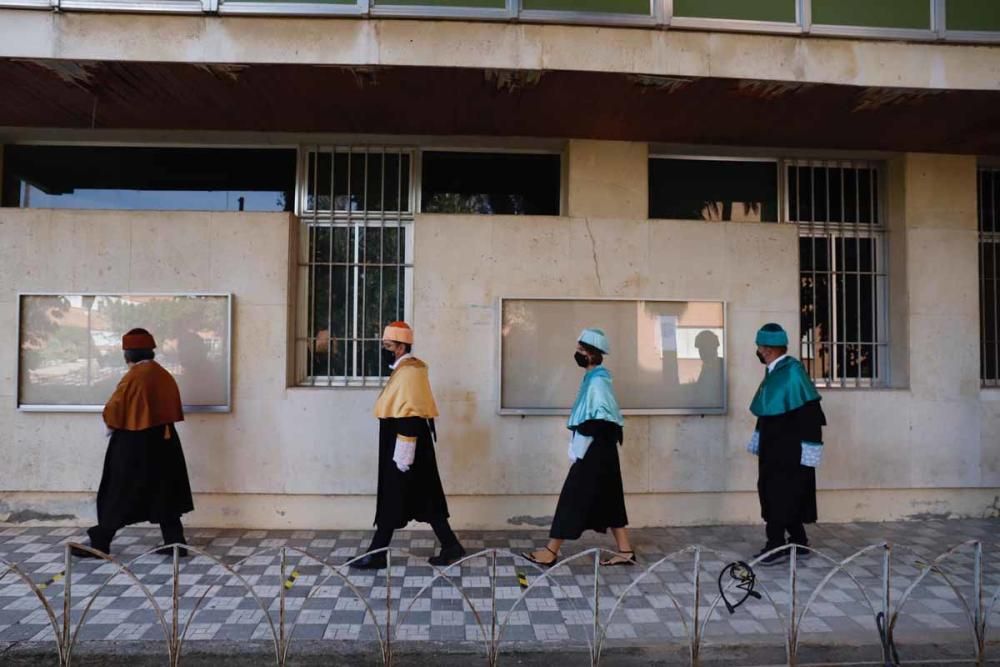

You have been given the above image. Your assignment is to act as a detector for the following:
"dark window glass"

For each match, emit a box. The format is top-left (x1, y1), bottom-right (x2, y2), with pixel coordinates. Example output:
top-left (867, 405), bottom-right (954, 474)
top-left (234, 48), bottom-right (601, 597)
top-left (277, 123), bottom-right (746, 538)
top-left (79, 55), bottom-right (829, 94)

top-left (1, 145), bottom-right (296, 212)
top-left (787, 165), bottom-right (880, 225)
top-left (796, 163), bottom-right (885, 385)
top-left (306, 225), bottom-right (407, 380)
top-left (979, 168), bottom-right (1000, 385)
top-left (306, 150), bottom-right (410, 214)
top-left (421, 151), bottom-right (561, 215)
top-left (648, 158), bottom-right (778, 222)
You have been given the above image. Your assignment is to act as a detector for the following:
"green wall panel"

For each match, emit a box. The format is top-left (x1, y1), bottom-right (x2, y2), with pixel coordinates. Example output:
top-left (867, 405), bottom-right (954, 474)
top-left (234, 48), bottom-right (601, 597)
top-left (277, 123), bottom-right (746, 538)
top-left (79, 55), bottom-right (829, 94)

top-left (522, 0), bottom-right (651, 16)
top-left (375, 0), bottom-right (504, 7)
top-left (946, 0), bottom-right (1000, 31)
top-left (673, 0), bottom-right (796, 23)
top-left (812, 0), bottom-right (930, 30)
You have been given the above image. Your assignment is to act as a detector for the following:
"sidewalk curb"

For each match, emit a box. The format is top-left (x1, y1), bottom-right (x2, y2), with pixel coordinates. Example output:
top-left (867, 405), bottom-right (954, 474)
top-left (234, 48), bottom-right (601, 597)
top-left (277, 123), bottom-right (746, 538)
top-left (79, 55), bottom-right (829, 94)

top-left (0, 635), bottom-right (987, 666)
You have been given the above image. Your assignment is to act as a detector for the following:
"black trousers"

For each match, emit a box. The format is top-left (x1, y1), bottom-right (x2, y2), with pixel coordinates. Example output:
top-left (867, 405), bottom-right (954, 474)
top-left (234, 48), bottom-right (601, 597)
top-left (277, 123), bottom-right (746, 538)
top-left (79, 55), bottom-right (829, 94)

top-left (766, 521), bottom-right (808, 549)
top-left (87, 516), bottom-right (186, 554)
top-left (367, 518), bottom-right (460, 553)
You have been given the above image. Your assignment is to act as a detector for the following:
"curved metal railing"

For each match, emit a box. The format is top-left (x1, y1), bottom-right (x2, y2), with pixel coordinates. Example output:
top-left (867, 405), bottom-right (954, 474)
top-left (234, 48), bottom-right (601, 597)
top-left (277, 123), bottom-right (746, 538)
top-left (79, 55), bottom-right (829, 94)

top-left (0, 538), bottom-right (996, 666)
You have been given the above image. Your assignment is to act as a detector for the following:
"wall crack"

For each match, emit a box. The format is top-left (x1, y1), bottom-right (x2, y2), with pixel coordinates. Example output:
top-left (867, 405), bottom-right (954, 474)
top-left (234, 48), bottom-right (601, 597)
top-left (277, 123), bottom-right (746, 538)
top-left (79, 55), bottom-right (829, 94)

top-left (584, 218), bottom-right (604, 294)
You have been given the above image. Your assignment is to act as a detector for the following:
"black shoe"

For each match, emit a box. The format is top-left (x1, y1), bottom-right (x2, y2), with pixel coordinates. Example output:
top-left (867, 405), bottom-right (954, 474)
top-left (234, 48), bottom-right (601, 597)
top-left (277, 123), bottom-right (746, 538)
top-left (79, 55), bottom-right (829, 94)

top-left (754, 545), bottom-right (789, 567)
top-left (350, 553), bottom-right (387, 571)
top-left (428, 544), bottom-right (466, 567)
top-left (787, 542), bottom-right (812, 560)
top-left (155, 544), bottom-right (190, 558)
top-left (69, 542), bottom-right (106, 559)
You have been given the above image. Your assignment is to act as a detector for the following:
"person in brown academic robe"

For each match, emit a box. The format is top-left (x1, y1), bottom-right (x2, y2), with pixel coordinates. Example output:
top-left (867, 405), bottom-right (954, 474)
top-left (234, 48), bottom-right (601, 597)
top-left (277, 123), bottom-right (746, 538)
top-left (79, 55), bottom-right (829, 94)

top-left (71, 328), bottom-right (194, 558)
top-left (351, 321), bottom-right (466, 570)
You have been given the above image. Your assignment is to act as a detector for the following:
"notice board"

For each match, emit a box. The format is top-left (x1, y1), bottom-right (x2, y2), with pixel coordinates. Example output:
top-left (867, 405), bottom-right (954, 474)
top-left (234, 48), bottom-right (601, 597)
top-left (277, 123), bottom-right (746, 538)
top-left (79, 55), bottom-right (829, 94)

top-left (18, 294), bottom-right (232, 412)
top-left (499, 298), bottom-right (726, 415)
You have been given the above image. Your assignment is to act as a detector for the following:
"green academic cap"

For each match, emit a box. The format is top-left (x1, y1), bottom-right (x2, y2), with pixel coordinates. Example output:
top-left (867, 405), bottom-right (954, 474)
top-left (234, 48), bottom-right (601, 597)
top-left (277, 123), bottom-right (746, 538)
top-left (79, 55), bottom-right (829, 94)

top-left (578, 328), bottom-right (611, 354)
top-left (755, 323), bottom-right (788, 347)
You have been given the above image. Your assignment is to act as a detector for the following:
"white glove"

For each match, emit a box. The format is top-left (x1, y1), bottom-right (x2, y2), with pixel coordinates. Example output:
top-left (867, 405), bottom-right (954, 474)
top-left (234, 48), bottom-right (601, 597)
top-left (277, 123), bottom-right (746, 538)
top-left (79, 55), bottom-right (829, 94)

top-left (393, 436), bottom-right (417, 472)
top-left (568, 431), bottom-right (594, 462)
top-left (801, 442), bottom-right (823, 467)
top-left (746, 431), bottom-right (760, 456)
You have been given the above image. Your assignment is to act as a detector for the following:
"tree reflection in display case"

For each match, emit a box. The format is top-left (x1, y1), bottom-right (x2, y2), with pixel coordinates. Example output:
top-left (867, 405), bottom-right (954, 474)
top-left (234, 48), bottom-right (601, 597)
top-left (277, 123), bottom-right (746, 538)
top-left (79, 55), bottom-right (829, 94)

top-left (17, 294), bottom-right (231, 412)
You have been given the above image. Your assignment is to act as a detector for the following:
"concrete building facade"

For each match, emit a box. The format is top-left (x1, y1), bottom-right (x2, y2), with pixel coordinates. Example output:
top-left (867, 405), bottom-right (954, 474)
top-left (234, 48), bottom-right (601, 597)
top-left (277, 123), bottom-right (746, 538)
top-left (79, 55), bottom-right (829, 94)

top-left (1, 0), bottom-right (1000, 529)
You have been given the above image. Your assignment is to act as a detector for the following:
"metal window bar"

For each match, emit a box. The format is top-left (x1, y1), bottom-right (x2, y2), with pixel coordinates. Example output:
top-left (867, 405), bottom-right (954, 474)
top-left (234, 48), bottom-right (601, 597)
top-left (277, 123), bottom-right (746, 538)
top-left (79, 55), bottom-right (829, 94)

top-left (785, 160), bottom-right (888, 388)
top-left (980, 167), bottom-right (1000, 386)
top-left (297, 146), bottom-right (414, 387)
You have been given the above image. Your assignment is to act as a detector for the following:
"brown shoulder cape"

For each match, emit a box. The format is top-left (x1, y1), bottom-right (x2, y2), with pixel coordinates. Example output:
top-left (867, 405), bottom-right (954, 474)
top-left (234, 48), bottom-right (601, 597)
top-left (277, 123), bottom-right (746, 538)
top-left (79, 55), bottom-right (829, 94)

top-left (103, 361), bottom-right (185, 432)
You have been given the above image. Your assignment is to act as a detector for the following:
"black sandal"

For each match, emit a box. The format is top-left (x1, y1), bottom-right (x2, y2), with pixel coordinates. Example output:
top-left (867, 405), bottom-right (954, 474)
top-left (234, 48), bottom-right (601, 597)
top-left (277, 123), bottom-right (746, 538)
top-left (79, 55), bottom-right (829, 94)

top-left (521, 546), bottom-right (559, 568)
top-left (600, 549), bottom-right (637, 567)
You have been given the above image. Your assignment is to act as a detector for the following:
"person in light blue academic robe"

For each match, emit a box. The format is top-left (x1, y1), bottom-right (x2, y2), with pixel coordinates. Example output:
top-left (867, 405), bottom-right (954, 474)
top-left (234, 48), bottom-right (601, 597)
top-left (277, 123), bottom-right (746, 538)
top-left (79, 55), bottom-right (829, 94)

top-left (522, 328), bottom-right (636, 568)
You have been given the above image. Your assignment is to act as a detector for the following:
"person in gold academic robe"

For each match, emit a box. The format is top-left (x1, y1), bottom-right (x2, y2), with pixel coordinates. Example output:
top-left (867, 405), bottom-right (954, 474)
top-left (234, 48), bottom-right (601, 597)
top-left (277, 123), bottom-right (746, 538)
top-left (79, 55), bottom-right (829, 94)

top-left (352, 321), bottom-right (466, 570)
top-left (71, 328), bottom-right (194, 558)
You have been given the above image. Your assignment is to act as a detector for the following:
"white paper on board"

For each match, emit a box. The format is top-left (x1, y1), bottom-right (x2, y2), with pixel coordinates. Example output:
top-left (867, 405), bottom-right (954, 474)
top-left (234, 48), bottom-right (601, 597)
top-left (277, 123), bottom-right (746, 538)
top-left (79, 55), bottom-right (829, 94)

top-left (658, 315), bottom-right (678, 357)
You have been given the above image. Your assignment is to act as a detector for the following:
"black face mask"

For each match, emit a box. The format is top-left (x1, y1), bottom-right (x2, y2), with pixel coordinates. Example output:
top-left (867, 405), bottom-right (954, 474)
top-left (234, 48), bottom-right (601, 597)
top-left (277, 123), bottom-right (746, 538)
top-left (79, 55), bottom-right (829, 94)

top-left (382, 348), bottom-right (397, 368)
top-left (756, 351), bottom-right (767, 365)
top-left (574, 352), bottom-right (590, 368)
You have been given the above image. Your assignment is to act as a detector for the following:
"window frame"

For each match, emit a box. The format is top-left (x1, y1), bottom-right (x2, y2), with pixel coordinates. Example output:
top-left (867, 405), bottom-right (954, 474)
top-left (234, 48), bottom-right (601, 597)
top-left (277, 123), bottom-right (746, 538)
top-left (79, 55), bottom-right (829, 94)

top-left (647, 154), bottom-right (781, 223)
top-left (979, 164), bottom-right (1000, 387)
top-left (415, 146), bottom-right (565, 216)
top-left (295, 145), bottom-right (416, 388)
top-left (784, 158), bottom-right (890, 388)
top-left (647, 152), bottom-right (891, 388)
top-left (2, 140), bottom-right (299, 213)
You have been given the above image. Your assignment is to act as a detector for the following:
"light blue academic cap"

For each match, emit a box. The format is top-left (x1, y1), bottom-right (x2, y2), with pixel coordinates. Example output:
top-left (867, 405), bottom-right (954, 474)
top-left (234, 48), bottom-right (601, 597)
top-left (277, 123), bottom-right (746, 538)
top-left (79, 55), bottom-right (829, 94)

top-left (578, 328), bottom-right (611, 354)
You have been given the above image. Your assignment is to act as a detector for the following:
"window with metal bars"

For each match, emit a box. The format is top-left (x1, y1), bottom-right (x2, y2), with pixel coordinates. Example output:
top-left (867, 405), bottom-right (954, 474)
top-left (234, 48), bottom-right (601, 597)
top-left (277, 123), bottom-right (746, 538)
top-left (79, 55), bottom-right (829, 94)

top-left (296, 147), bottom-right (414, 386)
top-left (788, 161), bottom-right (889, 387)
top-left (979, 166), bottom-right (1000, 386)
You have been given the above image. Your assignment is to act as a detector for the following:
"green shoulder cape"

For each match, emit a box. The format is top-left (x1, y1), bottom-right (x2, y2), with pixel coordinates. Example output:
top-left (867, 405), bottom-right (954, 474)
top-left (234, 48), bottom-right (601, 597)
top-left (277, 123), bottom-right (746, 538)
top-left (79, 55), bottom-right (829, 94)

top-left (749, 356), bottom-right (821, 417)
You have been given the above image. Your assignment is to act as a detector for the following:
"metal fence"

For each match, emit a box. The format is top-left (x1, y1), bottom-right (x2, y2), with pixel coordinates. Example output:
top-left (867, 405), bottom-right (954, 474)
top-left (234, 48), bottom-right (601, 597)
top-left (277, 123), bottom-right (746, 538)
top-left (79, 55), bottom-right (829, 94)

top-left (2, 540), bottom-right (999, 666)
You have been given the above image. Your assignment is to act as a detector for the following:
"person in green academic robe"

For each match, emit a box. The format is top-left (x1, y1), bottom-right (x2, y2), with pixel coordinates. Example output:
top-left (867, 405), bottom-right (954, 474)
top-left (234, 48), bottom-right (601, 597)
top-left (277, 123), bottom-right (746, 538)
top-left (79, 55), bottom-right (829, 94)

top-left (746, 323), bottom-right (826, 567)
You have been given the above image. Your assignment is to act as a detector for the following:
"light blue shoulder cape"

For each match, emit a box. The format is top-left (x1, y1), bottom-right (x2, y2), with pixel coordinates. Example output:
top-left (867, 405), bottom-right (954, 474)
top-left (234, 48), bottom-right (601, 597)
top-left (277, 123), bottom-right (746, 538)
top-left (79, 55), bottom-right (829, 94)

top-left (568, 366), bottom-right (625, 429)
top-left (749, 356), bottom-right (821, 417)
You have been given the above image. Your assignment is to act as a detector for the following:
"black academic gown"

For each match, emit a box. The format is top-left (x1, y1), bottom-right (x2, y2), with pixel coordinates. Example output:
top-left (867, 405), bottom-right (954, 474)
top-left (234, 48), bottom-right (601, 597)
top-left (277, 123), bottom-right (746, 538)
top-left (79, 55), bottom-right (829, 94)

top-left (755, 399), bottom-right (825, 529)
top-left (374, 416), bottom-right (450, 530)
top-left (549, 419), bottom-right (628, 540)
top-left (96, 424), bottom-right (195, 530)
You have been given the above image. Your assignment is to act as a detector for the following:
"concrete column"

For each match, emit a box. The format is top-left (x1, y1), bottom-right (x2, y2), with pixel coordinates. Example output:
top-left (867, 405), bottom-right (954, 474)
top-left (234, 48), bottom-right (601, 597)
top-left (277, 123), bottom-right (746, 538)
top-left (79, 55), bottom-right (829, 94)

top-left (900, 153), bottom-right (980, 401)
top-left (566, 139), bottom-right (647, 219)
top-left (898, 153), bottom-right (983, 488)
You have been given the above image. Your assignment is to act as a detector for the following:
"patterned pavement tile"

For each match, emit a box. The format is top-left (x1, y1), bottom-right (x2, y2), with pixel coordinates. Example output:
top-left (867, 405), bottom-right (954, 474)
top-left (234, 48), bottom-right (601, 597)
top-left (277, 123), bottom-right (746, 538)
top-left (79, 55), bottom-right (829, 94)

top-left (0, 520), bottom-right (996, 648)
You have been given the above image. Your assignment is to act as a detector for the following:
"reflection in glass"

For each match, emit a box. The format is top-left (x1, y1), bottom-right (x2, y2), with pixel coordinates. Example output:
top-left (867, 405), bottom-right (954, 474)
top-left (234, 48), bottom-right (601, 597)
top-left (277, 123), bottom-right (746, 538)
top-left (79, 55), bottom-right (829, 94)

top-left (307, 227), bottom-right (406, 380)
top-left (2, 146), bottom-right (295, 212)
top-left (500, 299), bottom-right (725, 413)
top-left (421, 152), bottom-right (561, 216)
top-left (19, 295), bottom-right (230, 410)
top-left (649, 158), bottom-right (778, 222)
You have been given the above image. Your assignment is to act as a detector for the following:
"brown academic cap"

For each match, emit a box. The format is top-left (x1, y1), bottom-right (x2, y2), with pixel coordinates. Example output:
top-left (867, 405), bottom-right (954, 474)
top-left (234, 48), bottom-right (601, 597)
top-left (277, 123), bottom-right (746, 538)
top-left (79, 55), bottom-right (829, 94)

top-left (122, 328), bottom-right (157, 350)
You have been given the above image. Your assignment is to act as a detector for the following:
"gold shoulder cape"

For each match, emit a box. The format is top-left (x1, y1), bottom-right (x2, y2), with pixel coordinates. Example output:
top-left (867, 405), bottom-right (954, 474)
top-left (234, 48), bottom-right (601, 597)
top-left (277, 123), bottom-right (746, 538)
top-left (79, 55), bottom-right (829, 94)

top-left (373, 357), bottom-right (439, 419)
